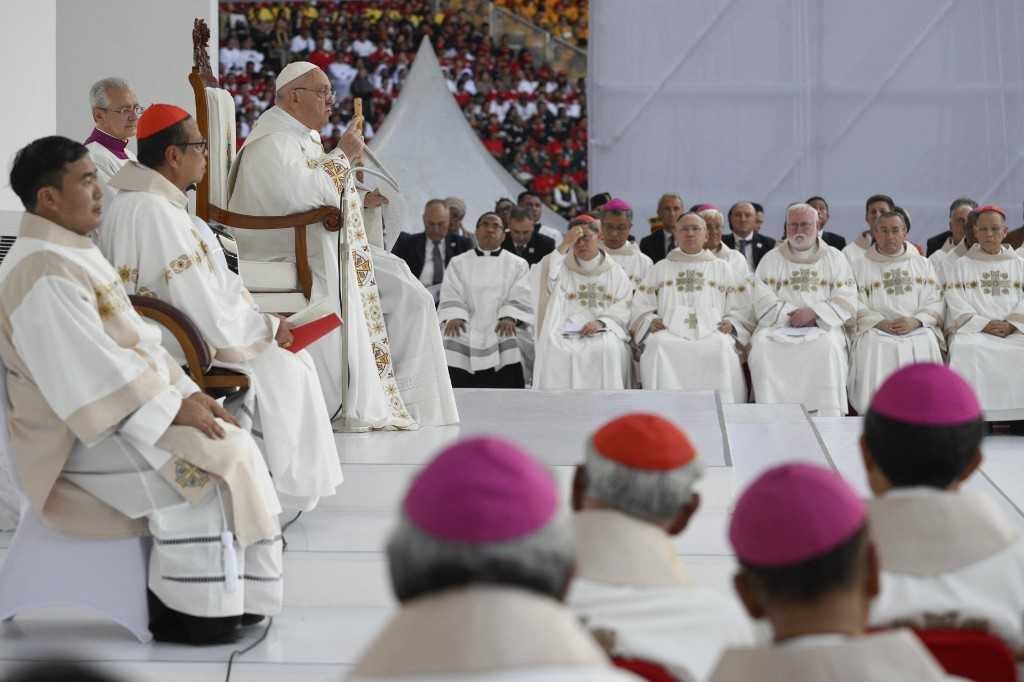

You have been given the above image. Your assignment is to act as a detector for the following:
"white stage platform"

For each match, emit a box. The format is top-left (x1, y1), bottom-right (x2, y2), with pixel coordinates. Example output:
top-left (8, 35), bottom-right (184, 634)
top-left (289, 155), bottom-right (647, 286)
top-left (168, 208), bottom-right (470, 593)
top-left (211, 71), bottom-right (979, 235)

top-left (1, 389), bottom-right (1022, 681)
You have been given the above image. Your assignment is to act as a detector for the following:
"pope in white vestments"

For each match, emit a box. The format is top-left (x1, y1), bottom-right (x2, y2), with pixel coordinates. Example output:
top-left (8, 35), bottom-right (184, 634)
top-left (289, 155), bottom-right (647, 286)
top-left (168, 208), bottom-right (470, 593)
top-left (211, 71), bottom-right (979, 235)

top-left (749, 205), bottom-right (856, 416)
top-left (848, 212), bottom-right (944, 414)
top-left (100, 106), bottom-right (343, 511)
top-left (631, 214), bottom-right (751, 401)
top-left (533, 218), bottom-right (634, 390)
top-left (439, 213), bottom-right (534, 388)
top-left (227, 62), bottom-right (414, 430)
top-left (944, 205), bottom-right (1024, 421)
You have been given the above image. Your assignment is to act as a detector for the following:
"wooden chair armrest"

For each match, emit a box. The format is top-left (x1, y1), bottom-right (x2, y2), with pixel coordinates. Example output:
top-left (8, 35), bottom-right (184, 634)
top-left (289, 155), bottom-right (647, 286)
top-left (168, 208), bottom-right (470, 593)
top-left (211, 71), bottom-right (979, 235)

top-left (208, 205), bottom-right (339, 230)
top-left (130, 295), bottom-right (213, 389)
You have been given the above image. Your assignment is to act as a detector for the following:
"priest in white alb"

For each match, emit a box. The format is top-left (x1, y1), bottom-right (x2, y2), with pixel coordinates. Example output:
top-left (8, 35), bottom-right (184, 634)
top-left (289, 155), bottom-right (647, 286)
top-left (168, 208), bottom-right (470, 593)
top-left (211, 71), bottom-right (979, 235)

top-left (4, 136), bottom-right (283, 645)
top-left (631, 212), bottom-right (751, 401)
top-left (693, 203), bottom-right (750, 283)
top-left (533, 215), bottom-right (634, 390)
top-left (929, 198), bottom-right (977, 282)
top-left (749, 203), bottom-right (856, 416)
top-left (438, 213), bottom-right (533, 388)
top-left (84, 78), bottom-right (140, 188)
top-left (944, 204), bottom-right (1024, 421)
top-left (848, 210), bottom-right (944, 414)
top-left (598, 199), bottom-right (652, 291)
top-left (100, 104), bottom-right (343, 511)
top-left (227, 61), bottom-right (414, 431)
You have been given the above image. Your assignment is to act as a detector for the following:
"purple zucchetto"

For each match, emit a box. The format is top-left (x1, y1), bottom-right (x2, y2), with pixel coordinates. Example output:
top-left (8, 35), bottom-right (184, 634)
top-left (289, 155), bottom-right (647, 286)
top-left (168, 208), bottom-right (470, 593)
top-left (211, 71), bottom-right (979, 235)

top-left (404, 437), bottom-right (559, 544)
top-left (730, 463), bottom-right (866, 567)
top-left (601, 198), bottom-right (632, 212)
top-left (870, 363), bottom-right (982, 427)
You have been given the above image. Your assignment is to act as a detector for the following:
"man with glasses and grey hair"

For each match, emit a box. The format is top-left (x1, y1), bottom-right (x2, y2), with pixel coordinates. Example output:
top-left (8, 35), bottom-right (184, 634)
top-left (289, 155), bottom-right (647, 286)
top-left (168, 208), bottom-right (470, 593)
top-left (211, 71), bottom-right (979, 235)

top-left (85, 77), bottom-right (141, 205)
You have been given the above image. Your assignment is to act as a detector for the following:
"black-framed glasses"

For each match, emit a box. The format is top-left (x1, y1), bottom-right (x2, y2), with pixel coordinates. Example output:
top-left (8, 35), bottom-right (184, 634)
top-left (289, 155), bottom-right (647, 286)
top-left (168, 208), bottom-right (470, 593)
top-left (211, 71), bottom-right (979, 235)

top-left (176, 139), bottom-right (209, 153)
top-left (99, 104), bottom-right (144, 117)
top-left (293, 87), bottom-right (335, 101)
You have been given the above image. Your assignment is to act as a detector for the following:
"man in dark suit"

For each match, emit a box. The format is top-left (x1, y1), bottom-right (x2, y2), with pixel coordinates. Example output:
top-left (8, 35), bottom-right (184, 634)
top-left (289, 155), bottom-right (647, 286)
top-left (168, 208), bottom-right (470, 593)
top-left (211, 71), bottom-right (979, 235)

top-left (392, 199), bottom-right (472, 300)
top-left (926, 197), bottom-right (977, 256)
top-left (639, 193), bottom-right (685, 263)
top-left (503, 206), bottom-right (555, 265)
top-left (723, 201), bottom-right (776, 271)
top-left (805, 196), bottom-right (847, 250)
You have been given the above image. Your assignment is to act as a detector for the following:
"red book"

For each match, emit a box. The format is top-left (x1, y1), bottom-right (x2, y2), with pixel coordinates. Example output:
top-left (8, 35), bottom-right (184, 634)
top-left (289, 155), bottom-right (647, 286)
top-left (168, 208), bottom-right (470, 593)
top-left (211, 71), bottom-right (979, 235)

top-left (287, 314), bottom-right (342, 353)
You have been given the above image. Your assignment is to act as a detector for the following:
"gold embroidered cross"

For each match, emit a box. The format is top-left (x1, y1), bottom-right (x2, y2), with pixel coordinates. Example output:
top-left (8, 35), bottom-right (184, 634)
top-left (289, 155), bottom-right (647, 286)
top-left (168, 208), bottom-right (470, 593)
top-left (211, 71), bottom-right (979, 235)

top-left (674, 270), bottom-right (704, 293)
top-left (787, 268), bottom-right (820, 292)
top-left (981, 270), bottom-right (1011, 296)
top-left (881, 268), bottom-right (914, 296)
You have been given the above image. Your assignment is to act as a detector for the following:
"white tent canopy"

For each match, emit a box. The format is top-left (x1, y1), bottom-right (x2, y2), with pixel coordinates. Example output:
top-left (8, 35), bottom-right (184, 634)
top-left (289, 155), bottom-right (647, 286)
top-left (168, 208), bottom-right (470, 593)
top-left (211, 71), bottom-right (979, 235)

top-left (369, 38), bottom-right (567, 249)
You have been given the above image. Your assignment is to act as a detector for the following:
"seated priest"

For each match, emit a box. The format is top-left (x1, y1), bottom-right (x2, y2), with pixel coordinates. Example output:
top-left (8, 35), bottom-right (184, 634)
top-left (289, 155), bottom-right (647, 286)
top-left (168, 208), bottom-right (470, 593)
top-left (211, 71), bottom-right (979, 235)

top-left (693, 203), bottom-right (750, 283)
top-left (227, 61), bottom-right (413, 430)
top-left (532, 215), bottom-right (634, 390)
top-left (749, 203), bottom-right (856, 416)
top-left (928, 197), bottom-right (977, 262)
top-left (4, 136), bottom-right (283, 644)
top-left (349, 437), bottom-right (634, 681)
top-left (568, 414), bottom-right (754, 681)
top-left (84, 78), bottom-right (139, 197)
top-left (944, 204), bottom-right (1024, 421)
top-left (709, 463), bottom-right (956, 681)
top-left (848, 210), bottom-right (944, 414)
top-left (842, 194), bottom-right (895, 265)
top-left (100, 104), bottom-right (343, 512)
top-left (934, 204), bottom-right (978, 286)
top-left (439, 212), bottom-right (533, 388)
top-left (631, 212), bottom-right (751, 401)
top-left (599, 198), bottom-right (653, 291)
top-left (862, 364), bottom-right (1024, 654)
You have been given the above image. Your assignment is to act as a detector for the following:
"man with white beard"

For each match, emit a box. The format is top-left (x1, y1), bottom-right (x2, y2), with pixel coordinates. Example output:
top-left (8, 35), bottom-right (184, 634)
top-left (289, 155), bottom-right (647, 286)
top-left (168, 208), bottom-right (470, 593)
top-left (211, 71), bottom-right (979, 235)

top-left (749, 203), bottom-right (856, 416)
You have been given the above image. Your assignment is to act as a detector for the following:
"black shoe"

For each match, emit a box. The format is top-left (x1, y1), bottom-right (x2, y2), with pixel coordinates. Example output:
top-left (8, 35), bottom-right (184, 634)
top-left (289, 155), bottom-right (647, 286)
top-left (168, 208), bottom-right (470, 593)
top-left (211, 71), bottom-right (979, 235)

top-left (240, 613), bottom-right (266, 627)
top-left (148, 589), bottom-right (242, 645)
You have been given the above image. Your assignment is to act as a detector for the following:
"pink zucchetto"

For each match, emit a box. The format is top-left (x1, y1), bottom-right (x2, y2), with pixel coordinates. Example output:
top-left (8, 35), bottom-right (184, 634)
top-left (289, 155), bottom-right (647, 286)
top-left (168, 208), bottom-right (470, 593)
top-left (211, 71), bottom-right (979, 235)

top-left (602, 198), bottom-right (632, 212)
top-left (729, 463), bottom-right (866, 567)
top-left (691, 203), bottom-right (720, 214)
top-left (404, 437), bottom-right (558, 544)
top-left (870, 363), bottom-right (981, 427)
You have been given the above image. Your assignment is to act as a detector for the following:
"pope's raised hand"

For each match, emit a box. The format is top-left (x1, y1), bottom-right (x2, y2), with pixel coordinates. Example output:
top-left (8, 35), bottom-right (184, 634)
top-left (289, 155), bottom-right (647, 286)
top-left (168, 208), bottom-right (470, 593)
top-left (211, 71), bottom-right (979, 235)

top-left (338, 116), bottom-right (364, 161)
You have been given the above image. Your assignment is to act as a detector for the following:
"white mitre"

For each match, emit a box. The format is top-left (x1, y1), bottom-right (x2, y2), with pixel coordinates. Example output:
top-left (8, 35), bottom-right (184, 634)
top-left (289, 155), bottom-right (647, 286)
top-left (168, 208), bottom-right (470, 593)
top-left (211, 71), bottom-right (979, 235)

top-left (276, 61), bottom-right (319, 91)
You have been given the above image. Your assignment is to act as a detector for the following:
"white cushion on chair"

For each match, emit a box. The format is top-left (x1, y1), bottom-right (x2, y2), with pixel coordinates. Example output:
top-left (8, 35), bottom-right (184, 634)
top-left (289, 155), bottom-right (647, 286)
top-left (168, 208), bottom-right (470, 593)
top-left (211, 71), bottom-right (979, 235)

top-left (239, 259), bottom-right (299, 292)
top-left (251, 292), bottom-right (309, 314)
top-left (204, 87), bottom-right (237, 209)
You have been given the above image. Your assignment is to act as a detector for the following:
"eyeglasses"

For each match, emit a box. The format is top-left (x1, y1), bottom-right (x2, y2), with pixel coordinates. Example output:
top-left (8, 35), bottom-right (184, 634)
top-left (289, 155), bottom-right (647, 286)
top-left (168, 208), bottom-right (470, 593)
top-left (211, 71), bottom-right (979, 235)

top-left (176, 139), bottom-right (209, 153)
top-left (99, 104), bottom-right (144, 117)
top-left (294, 87), bottom-right (335, 101)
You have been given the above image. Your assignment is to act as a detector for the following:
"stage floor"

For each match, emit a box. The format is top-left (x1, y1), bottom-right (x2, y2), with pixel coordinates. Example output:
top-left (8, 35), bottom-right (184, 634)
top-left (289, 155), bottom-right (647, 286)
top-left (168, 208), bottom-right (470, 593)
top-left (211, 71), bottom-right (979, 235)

top-left (1, 389), bottom-right (1022, 681)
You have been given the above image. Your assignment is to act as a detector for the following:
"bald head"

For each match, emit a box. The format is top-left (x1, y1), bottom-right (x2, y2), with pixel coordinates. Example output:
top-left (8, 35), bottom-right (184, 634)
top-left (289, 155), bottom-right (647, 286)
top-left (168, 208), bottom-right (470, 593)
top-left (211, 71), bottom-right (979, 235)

top-left (675, 213), bottom-right (708, 254)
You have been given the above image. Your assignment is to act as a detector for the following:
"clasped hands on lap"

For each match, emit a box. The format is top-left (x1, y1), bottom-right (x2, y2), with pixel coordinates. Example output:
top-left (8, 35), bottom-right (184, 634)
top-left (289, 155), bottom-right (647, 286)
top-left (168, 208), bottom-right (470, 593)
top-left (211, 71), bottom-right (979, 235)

top-left (874, 317), bottom-right (923, 335)
top-left (982, 320), bottom-right (1018, 338)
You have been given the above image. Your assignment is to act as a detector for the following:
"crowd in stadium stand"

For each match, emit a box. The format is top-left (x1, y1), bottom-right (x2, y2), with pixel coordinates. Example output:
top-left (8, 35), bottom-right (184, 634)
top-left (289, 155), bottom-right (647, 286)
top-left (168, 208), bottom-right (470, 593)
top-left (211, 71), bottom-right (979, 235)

top-left (493, 0), bottom-right (588, 46)
top-left (218, 1), bottom-right (589, 218)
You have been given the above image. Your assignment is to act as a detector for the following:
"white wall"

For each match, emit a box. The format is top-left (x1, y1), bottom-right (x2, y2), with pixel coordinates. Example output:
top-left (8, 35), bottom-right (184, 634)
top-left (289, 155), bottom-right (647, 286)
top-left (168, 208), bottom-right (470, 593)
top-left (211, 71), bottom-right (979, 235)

top-left (0, 0), bottom-right (57, 232)
top-left (56, 0), bottom-right (219, 145)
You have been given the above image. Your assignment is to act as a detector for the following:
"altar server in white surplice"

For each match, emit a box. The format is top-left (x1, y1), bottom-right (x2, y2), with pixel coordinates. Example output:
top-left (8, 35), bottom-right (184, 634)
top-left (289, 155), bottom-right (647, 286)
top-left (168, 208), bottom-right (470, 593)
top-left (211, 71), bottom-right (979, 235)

top-left (533, 216), bottom-right (634, 390)
top-left (631, 213), bottom-right (750, 401)
top-left (599, 199), bottom-right (653, 292)
top-left (350, 437), bottom-right (634, 681)
top-left (101, 105), bottom-right (342, 512)
top-left (863, 364), bottom-right (1024, 655)
top-left (848, 210), bottom-right (944, 414)
top-left (569, 415), bottom-right (754, 682)
top-left (694, 204), bottom-right (750, 283)
top-left (439, 213), bottom-right (533, 388)
top-left (4, 137), bottom-right (283, 645)
top-left (710, 463), bottom-right (956, 682)
top-left (944, 204), bottom-right (1024, 421)
top-left (749, 203), bottom-right (856, 416)
top-left (227, 61), bottom-right (414, 430)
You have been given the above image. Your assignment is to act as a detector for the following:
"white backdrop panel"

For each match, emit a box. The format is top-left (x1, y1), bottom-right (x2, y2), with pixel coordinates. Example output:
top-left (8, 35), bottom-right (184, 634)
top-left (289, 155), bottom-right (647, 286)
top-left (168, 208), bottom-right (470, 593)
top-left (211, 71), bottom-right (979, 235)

top-left (590, 0), bottom-right (1024, 242)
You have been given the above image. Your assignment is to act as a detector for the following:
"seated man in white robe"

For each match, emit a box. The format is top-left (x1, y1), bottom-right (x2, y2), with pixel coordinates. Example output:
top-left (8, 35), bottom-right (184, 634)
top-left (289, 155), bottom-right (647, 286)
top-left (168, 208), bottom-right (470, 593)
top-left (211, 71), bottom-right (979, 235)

top-left (749, 203), bottom-right (856, 416)
top-left (4, 136), bottom-right (283, 644)
top-left (632, 212), bottom-right (751, 401)
top-left (599, 199), bottom-right (653, 291)
top-left (944, 204), bottom-right (1024, 421)
top-left (569, 414), bottom-right (754, 681)
top-left (693, 203), bottom-right (750, 283)
top-left (349, 437), bottom-right (633, 681)
top-left (100, 104), bottom-right (343, 511)
top-left (227, 61), bottom-right (412, 430)
top-left (439, 213), bottom-right (533, 388)
top-left (849, 210), bottom-right (944, 414)
top-left (842, 194), bottom-right (895, 265)
top-left (862, 364), bottom-right (1024, 655)
top-left (533, 216), bottom-right (633, 390)
top-left (710, 463), bottom-right (956, 681)
top-left (84, 78), bottom-right (139, 197)
top-left (929, 198), bottom-right (977, 279)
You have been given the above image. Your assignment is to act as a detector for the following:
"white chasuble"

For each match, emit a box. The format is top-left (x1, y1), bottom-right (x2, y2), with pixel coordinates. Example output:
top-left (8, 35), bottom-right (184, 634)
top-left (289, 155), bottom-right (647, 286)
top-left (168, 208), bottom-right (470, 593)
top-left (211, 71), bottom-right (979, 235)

top-left (631, 249), bottom-right (751, 401)
top-left (708, 631), bottom-right (957, 682)
top-left (349, 586), bottom-right (635, 681)
top-left (848, 246), bottom-right (944, 414)
top-left (605, 242), bottom-right (653, 293)
top-left (869, 488), bottom-right (1024, 653)
top-left (568, 510), bottom-right (754, 682)
top-left (711, 242), bottom-right (751, 283)
top-left (438, 250), bottom-right (533, 374)
top-left (227, 105), bottom-right (413, 431)
top-left (0, 213), bottom-right (283, 618)
top-left (102, 162), bottom-right (343, 510)
top-left (749, 239), bottom-right (856, 416)
top-left (944, 244), bottom-right (1024, 420)
top-left (533, 250), bottom-right (633, 390)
